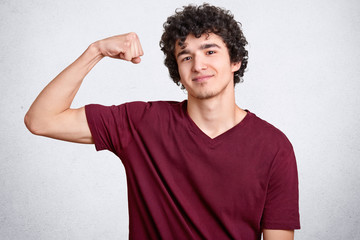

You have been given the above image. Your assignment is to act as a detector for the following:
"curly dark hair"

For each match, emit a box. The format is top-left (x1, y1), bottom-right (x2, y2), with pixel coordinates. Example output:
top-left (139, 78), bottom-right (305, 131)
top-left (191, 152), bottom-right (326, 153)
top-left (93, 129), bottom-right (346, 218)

top-left (160, 4), bottom-right (248, 88)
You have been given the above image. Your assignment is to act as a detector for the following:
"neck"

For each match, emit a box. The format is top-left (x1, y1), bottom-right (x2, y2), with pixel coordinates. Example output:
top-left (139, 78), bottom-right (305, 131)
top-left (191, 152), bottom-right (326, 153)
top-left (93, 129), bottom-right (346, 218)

top-left (187, 87), bottom-right (246, 139)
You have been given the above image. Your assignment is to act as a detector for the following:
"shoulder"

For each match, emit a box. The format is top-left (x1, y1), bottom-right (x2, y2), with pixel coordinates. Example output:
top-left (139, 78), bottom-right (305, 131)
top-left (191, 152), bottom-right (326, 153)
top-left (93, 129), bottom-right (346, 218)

top-left (246, 111), bottom-right (293, 150)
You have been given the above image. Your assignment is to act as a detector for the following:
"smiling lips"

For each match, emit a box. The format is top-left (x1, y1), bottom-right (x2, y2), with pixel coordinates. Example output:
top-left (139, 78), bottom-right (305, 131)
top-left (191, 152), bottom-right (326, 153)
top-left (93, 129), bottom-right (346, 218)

top-left (192, 74), bottom-right (214, 82)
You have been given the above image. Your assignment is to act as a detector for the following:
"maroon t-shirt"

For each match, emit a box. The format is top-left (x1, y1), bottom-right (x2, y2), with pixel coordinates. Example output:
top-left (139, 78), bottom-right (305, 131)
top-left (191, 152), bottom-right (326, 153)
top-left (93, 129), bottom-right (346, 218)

top-left (85, 101), bottom-right (300, 240)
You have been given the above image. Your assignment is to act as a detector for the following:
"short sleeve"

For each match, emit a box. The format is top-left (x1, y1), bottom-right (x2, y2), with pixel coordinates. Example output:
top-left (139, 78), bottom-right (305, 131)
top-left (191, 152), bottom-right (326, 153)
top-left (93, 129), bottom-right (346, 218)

top-left (261, 140), bottom-right (300, 230)
top-left (85, 102), bottom-right (148, 154)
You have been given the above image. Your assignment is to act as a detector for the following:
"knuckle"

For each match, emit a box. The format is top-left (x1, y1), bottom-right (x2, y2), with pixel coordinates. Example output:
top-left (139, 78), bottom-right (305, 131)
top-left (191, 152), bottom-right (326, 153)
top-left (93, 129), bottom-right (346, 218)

top-left (126, 32), bottom-right (138, 41)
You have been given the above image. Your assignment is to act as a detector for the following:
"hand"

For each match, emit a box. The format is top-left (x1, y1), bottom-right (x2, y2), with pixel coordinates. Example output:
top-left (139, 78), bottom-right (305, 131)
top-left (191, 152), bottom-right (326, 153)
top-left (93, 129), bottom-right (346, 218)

top-left (95, 32), bottom-right (144, 64)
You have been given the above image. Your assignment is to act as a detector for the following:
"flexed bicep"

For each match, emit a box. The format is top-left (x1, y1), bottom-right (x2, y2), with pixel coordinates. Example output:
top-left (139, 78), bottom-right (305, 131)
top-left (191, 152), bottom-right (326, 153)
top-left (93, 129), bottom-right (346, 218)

top-left (25, 32), bottom-right (144, 143)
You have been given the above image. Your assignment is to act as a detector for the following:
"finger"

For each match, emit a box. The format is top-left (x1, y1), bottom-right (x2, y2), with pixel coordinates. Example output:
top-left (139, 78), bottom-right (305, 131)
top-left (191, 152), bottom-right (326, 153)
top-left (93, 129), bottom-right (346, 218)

top-left (123, 41), bottom-right (139, 61)
top-left (121, 50), bottom-right (141, 63)
top-left (119, 52), bottom-right (127, 60)
top-left (131, 38), bottom-right (143, 59)
top-left (134, 36), bottom-right (144, 57)
top-left (122, 48), bottom-right (134, 61)
top-left (138, 40), bottom-right (144, 57)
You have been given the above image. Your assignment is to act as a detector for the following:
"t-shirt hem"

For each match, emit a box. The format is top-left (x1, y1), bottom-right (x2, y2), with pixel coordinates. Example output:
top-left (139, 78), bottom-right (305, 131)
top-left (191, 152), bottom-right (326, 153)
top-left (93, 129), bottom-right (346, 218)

top-left (261, 222), bottom-right (301, 230)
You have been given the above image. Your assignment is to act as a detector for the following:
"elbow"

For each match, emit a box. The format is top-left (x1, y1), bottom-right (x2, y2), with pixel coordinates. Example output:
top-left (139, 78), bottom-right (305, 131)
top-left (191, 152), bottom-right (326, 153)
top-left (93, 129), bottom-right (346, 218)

top-left (24, 112), bottom-right (43, 136)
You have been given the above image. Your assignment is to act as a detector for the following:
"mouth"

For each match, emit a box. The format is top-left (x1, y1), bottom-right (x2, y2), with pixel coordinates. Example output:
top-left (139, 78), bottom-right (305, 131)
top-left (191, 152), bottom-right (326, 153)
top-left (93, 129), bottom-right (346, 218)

top-left (192, 75), bottom-right (213, 82)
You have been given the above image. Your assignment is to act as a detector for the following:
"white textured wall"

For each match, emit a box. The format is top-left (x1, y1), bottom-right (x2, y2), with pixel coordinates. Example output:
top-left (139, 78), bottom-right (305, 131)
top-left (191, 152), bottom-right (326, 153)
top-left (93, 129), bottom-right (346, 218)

top-left (1, 0), bottom-right (359, 239)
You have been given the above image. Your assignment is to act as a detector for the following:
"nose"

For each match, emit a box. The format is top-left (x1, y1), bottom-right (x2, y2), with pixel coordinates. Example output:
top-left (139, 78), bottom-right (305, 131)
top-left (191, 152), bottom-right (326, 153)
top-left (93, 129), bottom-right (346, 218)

top-left (192, 55), bottom-right (207, 72)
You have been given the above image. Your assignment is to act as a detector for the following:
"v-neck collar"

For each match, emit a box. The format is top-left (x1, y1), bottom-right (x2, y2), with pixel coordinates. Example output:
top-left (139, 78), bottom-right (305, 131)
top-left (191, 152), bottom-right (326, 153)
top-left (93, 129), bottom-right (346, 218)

top-left (181, 100), bottom-right (252, 148)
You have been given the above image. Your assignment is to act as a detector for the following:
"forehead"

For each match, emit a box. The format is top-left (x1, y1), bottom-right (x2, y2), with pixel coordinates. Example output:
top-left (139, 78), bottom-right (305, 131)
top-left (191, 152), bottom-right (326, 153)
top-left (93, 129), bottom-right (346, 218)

top-left (175, 33), bottom-right (226, 52)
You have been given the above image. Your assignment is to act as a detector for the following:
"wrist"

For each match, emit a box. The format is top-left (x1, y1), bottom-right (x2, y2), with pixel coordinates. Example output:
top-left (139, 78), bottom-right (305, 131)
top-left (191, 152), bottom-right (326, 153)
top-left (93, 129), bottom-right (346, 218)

top-left (88, 41), bottom-right (104, 58)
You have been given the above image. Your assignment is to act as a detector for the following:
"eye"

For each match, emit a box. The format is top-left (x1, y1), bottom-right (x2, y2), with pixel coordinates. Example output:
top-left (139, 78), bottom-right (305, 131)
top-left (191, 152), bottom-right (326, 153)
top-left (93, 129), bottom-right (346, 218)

top-left (207, 50), bottom-right (215, 55)
top-left (182, 56), bottom-right (192, 62)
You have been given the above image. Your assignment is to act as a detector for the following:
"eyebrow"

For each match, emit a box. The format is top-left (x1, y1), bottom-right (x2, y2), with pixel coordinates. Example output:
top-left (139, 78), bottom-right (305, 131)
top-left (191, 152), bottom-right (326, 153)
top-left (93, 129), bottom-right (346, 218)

top-left (176, 43), bottom-right (222, 59)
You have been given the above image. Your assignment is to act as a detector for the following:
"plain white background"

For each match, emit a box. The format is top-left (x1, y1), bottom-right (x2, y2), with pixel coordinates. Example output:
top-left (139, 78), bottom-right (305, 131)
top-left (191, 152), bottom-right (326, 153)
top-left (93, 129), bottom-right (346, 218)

top-left (1, 0), bottom-right (359, 239)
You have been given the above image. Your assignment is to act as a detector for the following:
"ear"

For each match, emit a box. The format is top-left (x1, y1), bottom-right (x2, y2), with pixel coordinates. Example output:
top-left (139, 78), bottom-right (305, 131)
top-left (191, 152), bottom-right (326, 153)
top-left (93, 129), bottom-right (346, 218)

top-left (231, 61), bottom-right (241, 72)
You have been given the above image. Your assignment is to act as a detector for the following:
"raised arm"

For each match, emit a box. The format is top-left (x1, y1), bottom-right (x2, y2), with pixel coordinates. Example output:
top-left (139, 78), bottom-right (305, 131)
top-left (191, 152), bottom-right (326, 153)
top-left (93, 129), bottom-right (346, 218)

top-left (24, 32), bottom-right (144, 143)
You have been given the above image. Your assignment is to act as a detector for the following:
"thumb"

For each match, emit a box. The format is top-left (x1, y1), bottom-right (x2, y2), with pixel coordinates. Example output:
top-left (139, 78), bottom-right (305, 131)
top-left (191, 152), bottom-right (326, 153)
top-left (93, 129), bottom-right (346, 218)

top-left (131, 57), bottom-right (142, 64)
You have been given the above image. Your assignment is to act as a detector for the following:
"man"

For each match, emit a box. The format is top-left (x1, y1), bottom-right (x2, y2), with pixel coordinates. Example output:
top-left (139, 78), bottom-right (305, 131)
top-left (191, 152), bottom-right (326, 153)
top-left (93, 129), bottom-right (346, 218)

top-left (25, 4), bottom-right (300, 240)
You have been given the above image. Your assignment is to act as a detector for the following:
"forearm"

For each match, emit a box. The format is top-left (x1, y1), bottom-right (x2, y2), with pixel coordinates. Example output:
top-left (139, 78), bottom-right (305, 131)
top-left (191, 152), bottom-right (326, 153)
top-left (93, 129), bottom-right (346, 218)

top-left (25, 43), bottom-right (103, 133)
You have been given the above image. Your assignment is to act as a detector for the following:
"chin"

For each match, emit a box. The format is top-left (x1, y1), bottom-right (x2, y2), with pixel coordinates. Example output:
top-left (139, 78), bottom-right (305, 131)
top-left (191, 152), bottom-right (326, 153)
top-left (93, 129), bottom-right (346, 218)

top-left (192, 90), bottom-right (218, 100)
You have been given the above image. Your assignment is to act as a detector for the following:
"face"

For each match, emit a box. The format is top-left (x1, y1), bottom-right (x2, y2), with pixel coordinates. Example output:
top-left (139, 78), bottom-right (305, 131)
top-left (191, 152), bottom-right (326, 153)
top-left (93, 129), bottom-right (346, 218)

top-left (174, 33), bottom-right (240, 100)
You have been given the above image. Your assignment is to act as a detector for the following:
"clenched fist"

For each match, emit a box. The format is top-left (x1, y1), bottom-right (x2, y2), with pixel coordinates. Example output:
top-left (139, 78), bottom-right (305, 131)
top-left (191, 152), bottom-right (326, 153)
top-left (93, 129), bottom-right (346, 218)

top-left (94, 32), bottom-right (144, 64)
